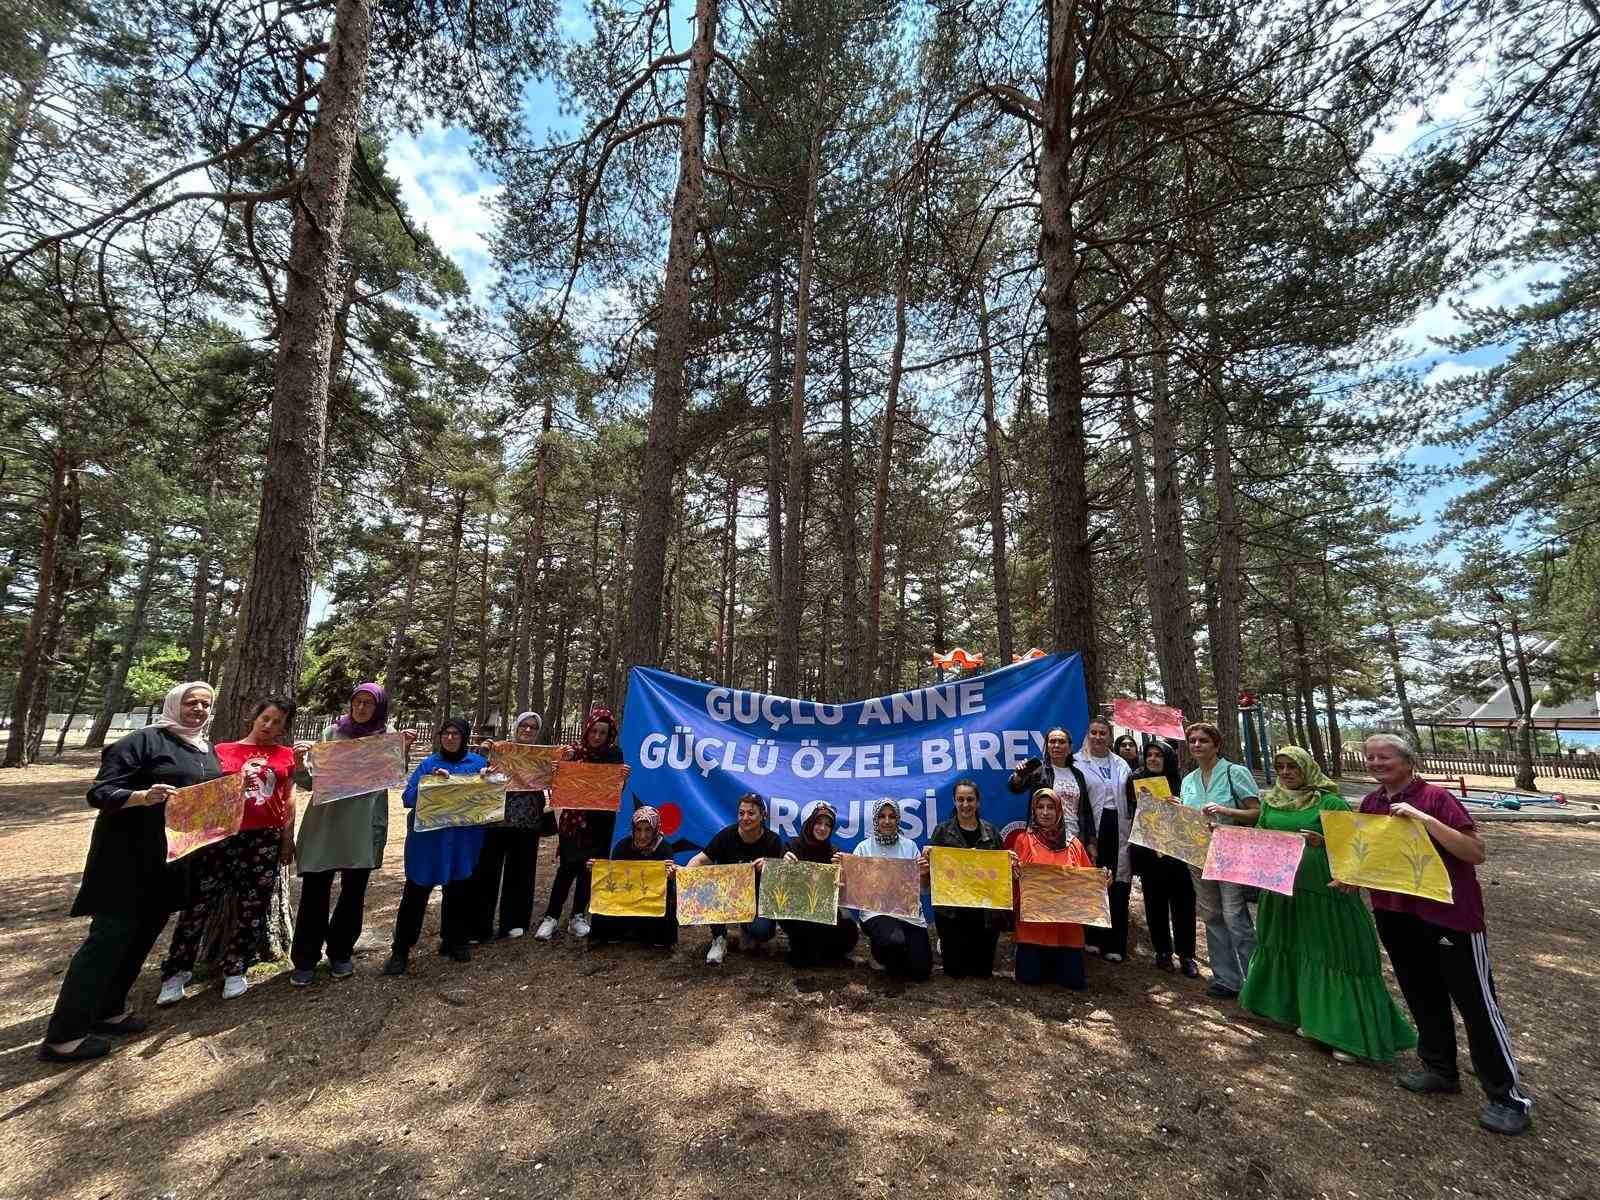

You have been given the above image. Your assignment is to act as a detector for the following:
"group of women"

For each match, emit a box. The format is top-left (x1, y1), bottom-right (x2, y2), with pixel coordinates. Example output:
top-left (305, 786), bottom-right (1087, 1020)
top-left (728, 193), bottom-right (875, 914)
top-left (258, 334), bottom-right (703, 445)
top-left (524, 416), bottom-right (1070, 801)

top-left (38, 682), bottom-right (1531, 1137)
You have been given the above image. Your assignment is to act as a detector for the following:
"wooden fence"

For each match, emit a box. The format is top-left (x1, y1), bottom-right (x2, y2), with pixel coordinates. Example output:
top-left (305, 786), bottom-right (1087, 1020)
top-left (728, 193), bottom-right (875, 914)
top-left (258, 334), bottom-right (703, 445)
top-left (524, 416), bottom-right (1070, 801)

top-left (1340, 749), bottom-right (1600, 782)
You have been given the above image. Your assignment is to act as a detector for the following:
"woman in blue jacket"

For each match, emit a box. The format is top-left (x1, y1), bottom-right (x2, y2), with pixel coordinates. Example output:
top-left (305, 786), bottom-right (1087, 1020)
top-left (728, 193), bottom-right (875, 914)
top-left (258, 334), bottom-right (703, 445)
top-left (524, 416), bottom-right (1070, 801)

top-left (383, 717), bottom-right (487, 975)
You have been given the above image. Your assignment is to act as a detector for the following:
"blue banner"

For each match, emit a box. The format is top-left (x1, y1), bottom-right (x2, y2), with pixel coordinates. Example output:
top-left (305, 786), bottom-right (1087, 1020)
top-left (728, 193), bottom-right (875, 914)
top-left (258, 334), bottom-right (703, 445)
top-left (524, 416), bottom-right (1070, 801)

top-left (617, 653), bottom-right (1089, 858)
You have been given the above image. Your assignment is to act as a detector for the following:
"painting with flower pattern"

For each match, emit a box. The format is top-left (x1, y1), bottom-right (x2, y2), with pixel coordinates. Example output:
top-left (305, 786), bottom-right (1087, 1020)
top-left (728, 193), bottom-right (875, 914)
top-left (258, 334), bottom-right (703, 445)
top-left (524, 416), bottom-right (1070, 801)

top-left (589, 859), bottom-right (669, 918)
top-left (756, 859), bottom-right (840, 925)
top-left (675, 864), bottom-right (757, 925)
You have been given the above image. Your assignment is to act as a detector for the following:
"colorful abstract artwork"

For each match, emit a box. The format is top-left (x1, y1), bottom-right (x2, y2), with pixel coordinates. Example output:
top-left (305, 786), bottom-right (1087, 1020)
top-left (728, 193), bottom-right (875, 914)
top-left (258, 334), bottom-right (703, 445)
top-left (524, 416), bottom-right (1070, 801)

top-left (1017, 864), bottom-right (1111, 927)
top-left (927, 847), bottom-right (1012, 909)
top-left (165, 773), bottom-right (246, 862)
top-left (589, 859), bottom-right (669, 918)
top-left (675, 863), bottom-right (758, 925)
top-left (1112, 697), bottom-right (1187, 740)
top-left (1131, 775), bottom-right (1173, 804)
top-left (756, 858), bottom-right (840, 925)
top-left (414, 776), bottom-right (508, 832)
top-left (1129, 799), bottom-right (1213, 868)
top-left (1201, 825), bottom-right (1305, 896)
top-left (490, 742), bottom-right (562, 792)
top-left (550, 761), bottom-right (629, 811)
top-left (1321, 810), bottom-right (1454, 903)
top-left (308, 731), bottom-right (408, 805)
top-left (838, 855), bottom-right (922, 920)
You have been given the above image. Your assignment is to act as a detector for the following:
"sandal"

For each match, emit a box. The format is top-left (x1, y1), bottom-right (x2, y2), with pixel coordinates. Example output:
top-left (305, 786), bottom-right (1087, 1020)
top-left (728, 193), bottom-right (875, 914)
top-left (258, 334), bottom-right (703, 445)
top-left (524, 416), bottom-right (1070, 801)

top-left (38, 1035), bottom-right (112, 1062)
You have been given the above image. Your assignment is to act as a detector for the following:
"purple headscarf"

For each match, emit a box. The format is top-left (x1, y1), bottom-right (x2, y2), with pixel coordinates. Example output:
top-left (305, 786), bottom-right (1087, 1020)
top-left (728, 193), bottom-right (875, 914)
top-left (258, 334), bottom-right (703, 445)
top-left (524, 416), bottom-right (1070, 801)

top-left (334, 682), bottom-right (388, 738)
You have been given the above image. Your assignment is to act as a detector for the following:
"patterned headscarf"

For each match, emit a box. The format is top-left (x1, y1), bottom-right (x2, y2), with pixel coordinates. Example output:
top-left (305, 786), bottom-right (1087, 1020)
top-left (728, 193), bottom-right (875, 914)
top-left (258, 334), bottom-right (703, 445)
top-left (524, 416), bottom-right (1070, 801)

top-left (1261, 745), bottom-right (1335, 811)
top-left (154, 681), bottom-right (214, 751)
top-left (1030, 787), bottom-right (1069, 851)
top-left (576, 707), bottom-right (618, 761)
top-left (335, 682), bottom-right (388, 738)
top-left (871, 799), bottom-right (902, 846)
top-left (631, 805), bottom-right (663, 853)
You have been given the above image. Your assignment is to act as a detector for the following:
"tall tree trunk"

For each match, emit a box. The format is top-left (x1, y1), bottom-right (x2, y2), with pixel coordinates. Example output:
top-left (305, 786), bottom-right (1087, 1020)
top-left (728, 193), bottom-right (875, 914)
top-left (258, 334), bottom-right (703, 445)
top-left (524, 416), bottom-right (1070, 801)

top-left (1379, 601), bottom-right (1422, 749)
top-left (55, 651), bottom-right (95, 755)
top-left (889, 547), bottom-right (907, 694)
top-left (1506, 612), bottom-right (1539, 791)
top-left (776, 120), bottom-right (823, 697)
top-left (1121, 361), bottom-right (1166, 675)
top-left (433, 491), bottom-right (468, 719)
top-left (86, 534), bottom-right (163, 749)
top-left (1147, 342), bottom-right (1202, 722)
top-left (384, 510), bottom-right (427, 693)
top-left (518, 370), bottom-right (559, 712)
top-left (25, 465), bottom-right (82, 760)
top-left (0, 32), bottom-right (51, 194)
top-left (1037, 2), bottom-right (1100, 705)
top-left (865, 234), bottom-right (910, 694)
top-left (213, 0), bottom-right (374, 739)
top-left (474, 512), bottom-right (493, 729)
top-left (530, 553), bottom-right (549, 720)
top-left (1320, 663), bottom-right (1343, 778)
top-left (185, 476), bottom-right (216, 679)
top-left (978, 287), bottom-right (1014, 665)
top-left (548, 598), bottom-right (572, 740)
top-left (837, 304), bottom-right (861, 696)
top-left (717, 471), bottom-right (736, 682)
top-left (606, 511), bottom-right (631, 705)
top-left (620, 0), bottom-right (718, 699)
top-left (5, 444), bottom-right (70, 767)
top-left (766, 271), bottom-right (786, 645)
top-left (1291, 613), bottom-right (1327, 769)
top-left (1208, 398), bottom-right (1244, 761)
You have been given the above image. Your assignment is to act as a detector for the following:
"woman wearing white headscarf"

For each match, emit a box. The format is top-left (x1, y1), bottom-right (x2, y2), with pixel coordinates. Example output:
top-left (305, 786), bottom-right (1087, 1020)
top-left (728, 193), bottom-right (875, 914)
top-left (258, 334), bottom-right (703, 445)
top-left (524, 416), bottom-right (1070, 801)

top-left (472, 711), bottom-right (548, 940)
top-left (39, 682), bottom-right (222, 1062)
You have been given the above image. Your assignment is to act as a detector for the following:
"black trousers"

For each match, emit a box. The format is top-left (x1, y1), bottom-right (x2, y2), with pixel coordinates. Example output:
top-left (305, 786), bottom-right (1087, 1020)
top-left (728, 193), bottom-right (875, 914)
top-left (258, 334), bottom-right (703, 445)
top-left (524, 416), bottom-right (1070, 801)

top-left (1136, 853), bottom-right (1197, 961)
top-left (1374, 910), bottom-right (1531, 1110)
top-left (589, 913), bottom-right (678, 946)
top-left (471, 827), bottom-right (540, 938)
top-left (781, 916), bottom-right (859, 967)
top-left (45, 908), bottom-right (171, 1044)
top-left (291, 868), bottom-right (372, 970)
top-left (863, 916), bottom-right (933, 981)
top-left (544, 858), bottom-right (591, 921)
top-left (934, 911), bottom-right (1000, 978)
top-left (1086, 880), bottom-right (1133, 957)
top-left (392, 878), bottom-right (472, 954)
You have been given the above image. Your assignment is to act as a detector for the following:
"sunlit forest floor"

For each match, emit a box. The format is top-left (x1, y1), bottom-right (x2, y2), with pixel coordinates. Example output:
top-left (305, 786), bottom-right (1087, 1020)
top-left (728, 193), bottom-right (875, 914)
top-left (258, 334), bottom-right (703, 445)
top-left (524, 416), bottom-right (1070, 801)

top-left (1, 753), bottom-right (1595, 1200)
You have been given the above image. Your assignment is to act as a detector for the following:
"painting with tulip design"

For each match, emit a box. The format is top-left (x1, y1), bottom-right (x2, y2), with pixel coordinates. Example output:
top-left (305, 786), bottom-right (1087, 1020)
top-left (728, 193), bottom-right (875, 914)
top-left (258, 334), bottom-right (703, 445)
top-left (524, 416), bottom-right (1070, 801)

top-left (1320, 810), bottom-right (1453, 903)
top-left (756, 859), bottom-right (840, 925)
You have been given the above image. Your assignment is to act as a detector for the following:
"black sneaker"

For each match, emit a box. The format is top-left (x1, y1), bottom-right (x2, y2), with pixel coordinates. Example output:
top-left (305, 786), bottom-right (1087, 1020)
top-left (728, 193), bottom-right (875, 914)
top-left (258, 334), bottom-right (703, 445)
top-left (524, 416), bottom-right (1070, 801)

top-left (1395, 1068), bottom-right (1461, 1094)
top-left (380, 951), bottom-right (409, 976)
top-left (38, 1034), bottom-right (112, 1062)
top-left (1479, 1100), bottom-right (1531, 1136)
top-left (1181, 958), bottom-right (1202, 978)
top-left (1205, 981), bottom-right (1239, 999)
top-left (449, 944), bottom-right (472, 963)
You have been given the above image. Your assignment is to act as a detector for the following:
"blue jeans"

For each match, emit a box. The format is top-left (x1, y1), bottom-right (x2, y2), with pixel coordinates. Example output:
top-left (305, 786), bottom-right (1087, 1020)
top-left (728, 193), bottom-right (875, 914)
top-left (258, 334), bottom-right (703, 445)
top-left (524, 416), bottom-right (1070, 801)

top-left (1191, 868), bottom-right (1256, 990)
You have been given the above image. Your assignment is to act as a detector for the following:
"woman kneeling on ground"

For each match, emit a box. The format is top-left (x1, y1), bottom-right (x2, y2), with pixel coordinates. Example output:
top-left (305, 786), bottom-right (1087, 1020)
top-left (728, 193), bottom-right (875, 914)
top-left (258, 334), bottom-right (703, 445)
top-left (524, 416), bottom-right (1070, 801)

top-left (383, 718), bottom-right (489, 976)
top-left (1011, 787), bottom-right (1096, 991)
top-left (927, 778), bottom-right (1005, 979)
top-left (852, 800), bottom-right (933, 982)
top-left (685, 791), bottom-right (784, 964)
top-left (588, 806), bottom-right (678, 948)
top-left (781, 802), bottom-right (859, 968)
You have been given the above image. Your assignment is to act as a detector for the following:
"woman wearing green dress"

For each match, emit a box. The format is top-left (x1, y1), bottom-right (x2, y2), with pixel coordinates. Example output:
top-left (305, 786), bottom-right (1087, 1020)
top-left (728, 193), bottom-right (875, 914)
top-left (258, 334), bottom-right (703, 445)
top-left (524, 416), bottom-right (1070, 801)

top-left (1239, 746), bottom-right (1417, 1064)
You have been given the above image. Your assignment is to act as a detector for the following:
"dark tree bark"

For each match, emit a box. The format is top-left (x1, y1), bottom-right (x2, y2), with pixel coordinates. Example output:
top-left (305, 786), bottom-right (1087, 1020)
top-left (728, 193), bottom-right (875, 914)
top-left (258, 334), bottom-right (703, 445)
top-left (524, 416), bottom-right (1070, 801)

top-left (5, 444), bottom-right (72, 767)
top-left (1291, 613), bottom-right (1328, 769)
top-left (185, 477), bottom-right (216, 679)
top-left (1379, 600), bottom-right (1422, 749)
top-left (766, 271), bottom-right (786, 648)
top-left (25, 465), bottom-right (82, 761)
top-left (620, 0), bottom-right (718, 699)
top-left (837, 304), bottom-right (861, 697)
top-left (1208, 398), bottom-right (1244, 761)
top-left (474, 512), bottom-right (493, 729)
top-left (865, 236), bottom-right (909, 694)
top-left (86, 535), bottom-right (163, 749)
top-left (384, 510), bottom-right (427, 694)
top-left (978, 288), bottom-right (1014, 666)
top-left (213, 0), bottom-right (375, 740)
top-left (432, 491), bottom-right (468, 719)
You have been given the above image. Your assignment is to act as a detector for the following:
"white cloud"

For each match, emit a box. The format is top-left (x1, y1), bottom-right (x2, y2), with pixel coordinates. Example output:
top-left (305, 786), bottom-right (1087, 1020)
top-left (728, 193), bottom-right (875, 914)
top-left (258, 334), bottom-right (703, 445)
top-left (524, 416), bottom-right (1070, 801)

top-left (1421, 358), bottom-right (1483, 387)
top-left (384, 121), bottom-right (503, 298)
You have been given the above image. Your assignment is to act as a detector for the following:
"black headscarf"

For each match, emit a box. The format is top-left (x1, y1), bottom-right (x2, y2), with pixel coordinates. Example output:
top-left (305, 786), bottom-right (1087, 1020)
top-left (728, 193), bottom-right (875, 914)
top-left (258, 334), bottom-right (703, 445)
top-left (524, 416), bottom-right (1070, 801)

top-left (794, 801), bottom-right (838, 862)
top-left (437, 716), bottom-right (472, 764)
top-left (1133, 741), bottom-right (1182, 795)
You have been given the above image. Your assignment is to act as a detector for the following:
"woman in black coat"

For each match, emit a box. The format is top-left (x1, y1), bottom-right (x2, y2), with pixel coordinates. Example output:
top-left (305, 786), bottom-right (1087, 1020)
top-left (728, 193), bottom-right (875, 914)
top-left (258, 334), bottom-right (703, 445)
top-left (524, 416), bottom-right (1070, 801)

top-left (1130, 741), bottom-right (1199, 975)
top-left (927, 779), bottom-right (1007, 978)
top-left (1007, 726), bottom-right (1094, 848)
top-left (40, 682), bottom-right (222, 1062)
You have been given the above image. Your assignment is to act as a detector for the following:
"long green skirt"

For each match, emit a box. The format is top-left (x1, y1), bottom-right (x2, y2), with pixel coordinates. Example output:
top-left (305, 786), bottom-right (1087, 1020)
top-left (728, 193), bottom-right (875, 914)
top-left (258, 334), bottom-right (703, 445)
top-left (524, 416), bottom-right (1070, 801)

top-left (1239, 804), bottom-right (1417, 1061)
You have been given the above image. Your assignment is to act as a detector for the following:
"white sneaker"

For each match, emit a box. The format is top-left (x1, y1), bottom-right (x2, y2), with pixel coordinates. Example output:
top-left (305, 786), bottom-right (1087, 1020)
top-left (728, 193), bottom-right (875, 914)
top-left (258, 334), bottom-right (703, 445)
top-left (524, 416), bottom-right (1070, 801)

top-left (1105, 953), bottom-right (1124, 963)
top-left (1331, 1050), bottom-right (1357, 1064)
top-left (706, 935), bottom-right (728, 965)
top-left (534, 917), bottom-right (558, 941)
top-left (508, 927), bottom-right (526, 939)
top-left (157, 972), bottom-right (191, 1006)
top-left (221, 974), bottom-right (248, 1000)
top-left (570, 914), bottom-right (591, 939)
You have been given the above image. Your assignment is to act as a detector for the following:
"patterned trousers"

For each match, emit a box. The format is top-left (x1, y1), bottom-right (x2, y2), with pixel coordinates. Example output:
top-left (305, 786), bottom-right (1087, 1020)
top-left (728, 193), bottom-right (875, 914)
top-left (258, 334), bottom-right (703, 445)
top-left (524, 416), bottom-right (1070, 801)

top-left (161, 827), bottom-right (283, 978)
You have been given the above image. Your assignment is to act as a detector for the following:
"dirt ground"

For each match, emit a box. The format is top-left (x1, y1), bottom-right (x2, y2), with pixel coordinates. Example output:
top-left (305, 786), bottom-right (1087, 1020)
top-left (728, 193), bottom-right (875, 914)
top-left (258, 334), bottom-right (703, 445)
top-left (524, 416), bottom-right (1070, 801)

top-left (0, 752), bottom-right (1595, 1200)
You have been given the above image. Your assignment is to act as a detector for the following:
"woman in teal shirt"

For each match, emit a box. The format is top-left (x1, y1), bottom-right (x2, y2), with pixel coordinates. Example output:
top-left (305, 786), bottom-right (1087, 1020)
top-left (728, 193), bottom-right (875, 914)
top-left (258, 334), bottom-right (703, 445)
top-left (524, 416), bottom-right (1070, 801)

top-left (1179, 721), bottom-right (1259, 999)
